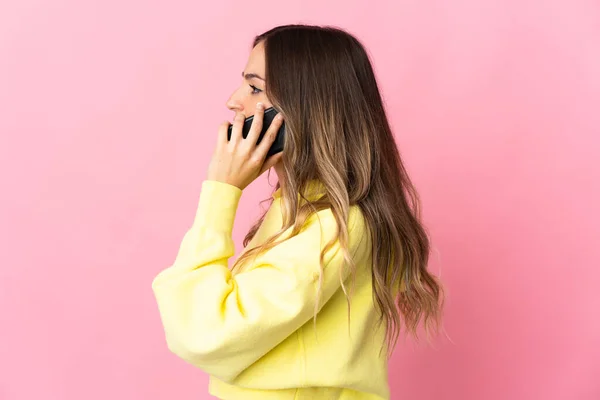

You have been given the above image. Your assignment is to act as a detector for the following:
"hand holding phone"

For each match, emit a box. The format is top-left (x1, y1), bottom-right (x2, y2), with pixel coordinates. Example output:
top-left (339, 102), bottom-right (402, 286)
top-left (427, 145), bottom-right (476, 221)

top-left (227, 106), bottom-right (286, 158)
top-left (208, 105), bottom-right (285, 190)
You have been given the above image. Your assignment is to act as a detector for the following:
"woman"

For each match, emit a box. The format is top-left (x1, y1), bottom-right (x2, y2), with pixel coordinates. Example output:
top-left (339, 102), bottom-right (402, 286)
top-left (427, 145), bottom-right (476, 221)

top-left (152, 24), bottom-right (445, 400)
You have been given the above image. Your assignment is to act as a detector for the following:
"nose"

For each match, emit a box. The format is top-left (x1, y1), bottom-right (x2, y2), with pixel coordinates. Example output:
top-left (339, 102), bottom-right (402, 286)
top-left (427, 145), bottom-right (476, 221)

top-left (226, 92), bottom-right (244, 112)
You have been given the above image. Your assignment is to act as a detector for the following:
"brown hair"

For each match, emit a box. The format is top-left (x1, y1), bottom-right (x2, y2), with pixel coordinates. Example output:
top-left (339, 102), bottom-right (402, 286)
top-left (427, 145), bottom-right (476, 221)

top-left (231, 24), bottom-right (445, 356)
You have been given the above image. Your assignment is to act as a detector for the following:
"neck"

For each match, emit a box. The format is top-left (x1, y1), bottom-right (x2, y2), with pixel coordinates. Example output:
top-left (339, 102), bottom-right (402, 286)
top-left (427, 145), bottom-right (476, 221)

top-left (274, 159), bottom-right (285, 192)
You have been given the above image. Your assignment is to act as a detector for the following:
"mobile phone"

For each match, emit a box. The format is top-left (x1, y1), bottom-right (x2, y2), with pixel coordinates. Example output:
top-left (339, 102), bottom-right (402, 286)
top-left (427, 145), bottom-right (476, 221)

top-left (226, 106), bottom-right (286, 158)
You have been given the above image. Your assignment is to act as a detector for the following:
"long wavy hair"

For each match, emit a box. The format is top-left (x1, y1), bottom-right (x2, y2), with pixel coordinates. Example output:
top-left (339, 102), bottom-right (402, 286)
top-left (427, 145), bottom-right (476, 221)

top-left (230, 24), bottom-right (445, 355)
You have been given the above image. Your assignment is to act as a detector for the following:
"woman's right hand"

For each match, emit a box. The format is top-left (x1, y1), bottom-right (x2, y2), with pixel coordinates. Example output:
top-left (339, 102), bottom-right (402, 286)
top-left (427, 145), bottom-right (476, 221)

top-left (206, 102), bottom-right (284, 190)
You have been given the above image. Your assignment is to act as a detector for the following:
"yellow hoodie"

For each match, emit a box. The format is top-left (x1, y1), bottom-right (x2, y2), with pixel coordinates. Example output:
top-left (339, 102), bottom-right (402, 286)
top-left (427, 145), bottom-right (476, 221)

top-left (152, 179), bottom-right (390, 399)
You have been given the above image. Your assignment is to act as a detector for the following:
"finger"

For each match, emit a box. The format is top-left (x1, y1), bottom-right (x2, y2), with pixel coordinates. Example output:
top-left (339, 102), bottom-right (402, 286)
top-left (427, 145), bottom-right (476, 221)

top-left (255, 113), bottom-right (284, 160)
top-left (230, 111), bottom-right (246, 145)
top-left (217, 120), bottom-right (230, 151)
top-left (245, 103), bottom-right (264, 145)
top-left (258, 152), bottom-right (283, 176)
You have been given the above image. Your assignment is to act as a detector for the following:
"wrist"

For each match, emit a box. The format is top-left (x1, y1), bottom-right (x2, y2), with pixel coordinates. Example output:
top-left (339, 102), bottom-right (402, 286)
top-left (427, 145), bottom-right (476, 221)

top-left (194, 180), bottom-right (243, 229)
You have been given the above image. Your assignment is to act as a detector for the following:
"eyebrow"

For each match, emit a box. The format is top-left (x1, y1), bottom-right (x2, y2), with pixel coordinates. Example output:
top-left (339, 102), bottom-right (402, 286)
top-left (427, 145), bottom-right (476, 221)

top-left (242, 71), bottom-right (265, 81)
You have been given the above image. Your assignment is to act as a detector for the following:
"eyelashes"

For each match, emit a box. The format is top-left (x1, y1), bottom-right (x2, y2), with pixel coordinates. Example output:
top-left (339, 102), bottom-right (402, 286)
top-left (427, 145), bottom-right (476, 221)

top-left (249, 84), bottom-right (263, 95)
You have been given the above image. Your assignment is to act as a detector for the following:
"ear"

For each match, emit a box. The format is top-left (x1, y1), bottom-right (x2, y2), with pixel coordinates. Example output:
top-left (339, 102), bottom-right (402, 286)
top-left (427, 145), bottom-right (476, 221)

top-left (258, 152), bottom-right (283, 176)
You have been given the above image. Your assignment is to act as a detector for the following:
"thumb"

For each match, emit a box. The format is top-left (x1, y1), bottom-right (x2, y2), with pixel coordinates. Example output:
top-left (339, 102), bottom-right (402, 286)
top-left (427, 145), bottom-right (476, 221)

top-left (259, 152), bottom-right (283, 176)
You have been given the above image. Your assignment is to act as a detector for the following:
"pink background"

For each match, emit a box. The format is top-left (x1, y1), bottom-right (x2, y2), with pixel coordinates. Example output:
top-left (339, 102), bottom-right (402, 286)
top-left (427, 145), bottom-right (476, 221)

top-left (1, 1), bottom-right (599, 399)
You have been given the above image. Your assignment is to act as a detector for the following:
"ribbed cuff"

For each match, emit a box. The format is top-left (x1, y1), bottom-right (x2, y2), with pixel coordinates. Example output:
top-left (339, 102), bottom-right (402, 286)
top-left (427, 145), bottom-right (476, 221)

top-left (194, 180), bottom-right (243, 231)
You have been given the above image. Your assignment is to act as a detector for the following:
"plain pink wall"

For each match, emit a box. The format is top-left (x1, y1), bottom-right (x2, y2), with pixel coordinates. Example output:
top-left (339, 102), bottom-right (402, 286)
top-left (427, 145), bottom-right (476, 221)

top-left (1, 0), bottom-right (599, 399)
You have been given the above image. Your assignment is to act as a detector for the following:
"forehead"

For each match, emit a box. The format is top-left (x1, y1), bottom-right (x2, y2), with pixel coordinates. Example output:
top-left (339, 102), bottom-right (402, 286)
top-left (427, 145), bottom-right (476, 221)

top-left (244, 41), bottom-right (265, 75)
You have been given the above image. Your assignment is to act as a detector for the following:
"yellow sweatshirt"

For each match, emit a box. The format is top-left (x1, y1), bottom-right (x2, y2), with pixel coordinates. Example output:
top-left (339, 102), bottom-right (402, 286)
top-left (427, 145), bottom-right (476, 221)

top-left (152, 179), bottom-right (390, 399)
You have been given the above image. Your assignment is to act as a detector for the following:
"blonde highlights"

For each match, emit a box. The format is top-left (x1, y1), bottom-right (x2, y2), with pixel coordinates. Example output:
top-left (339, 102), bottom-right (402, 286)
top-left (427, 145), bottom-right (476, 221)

top-left (231, 24), bottom-right (445, 356)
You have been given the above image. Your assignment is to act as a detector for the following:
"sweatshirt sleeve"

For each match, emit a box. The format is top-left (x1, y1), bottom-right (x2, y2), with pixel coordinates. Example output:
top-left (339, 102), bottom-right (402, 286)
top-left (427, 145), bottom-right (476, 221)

top-left (151, 180), bottom-right (367, 382)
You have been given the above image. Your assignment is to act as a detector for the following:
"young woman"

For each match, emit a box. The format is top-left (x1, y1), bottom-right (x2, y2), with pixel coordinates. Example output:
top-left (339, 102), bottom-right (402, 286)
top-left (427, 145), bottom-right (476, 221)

top-left (152, 24), bottom-right (445, 400)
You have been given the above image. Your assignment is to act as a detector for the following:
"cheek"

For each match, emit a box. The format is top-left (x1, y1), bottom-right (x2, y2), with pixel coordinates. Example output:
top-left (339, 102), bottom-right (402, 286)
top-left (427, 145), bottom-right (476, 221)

top-left (244, 97), bottom-right (271, 115)
top-left (237, 91), bottom-right (258, 111)
top-left (241, 100), bottom-right (257, 116)
top-left (231, 86), bottom-right (271, 114)
top-left (256, 95), bottom-right (273, 110)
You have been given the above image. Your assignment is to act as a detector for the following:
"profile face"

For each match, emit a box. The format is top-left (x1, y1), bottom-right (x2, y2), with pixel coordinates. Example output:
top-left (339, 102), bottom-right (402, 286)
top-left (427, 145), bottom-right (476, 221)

top-left (225, 41), bottom-right (273, 117)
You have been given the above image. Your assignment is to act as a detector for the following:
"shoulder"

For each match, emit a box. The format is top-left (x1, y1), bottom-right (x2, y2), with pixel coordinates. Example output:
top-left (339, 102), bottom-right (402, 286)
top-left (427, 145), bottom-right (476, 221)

top-left (303, 204), bottom-right (370, 259)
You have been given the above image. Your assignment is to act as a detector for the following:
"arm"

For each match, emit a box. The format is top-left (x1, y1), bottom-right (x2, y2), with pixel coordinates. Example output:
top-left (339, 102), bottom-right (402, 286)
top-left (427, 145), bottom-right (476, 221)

top-left (151, 180), bottom-right (367, 382)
